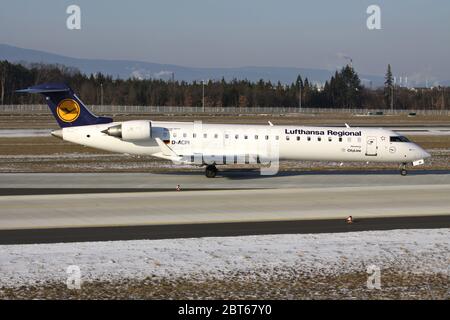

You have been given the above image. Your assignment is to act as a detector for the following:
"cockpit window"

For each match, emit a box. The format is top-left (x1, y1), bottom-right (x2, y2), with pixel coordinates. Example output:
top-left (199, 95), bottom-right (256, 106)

top-left (390, 136), bottom-right (410, 142)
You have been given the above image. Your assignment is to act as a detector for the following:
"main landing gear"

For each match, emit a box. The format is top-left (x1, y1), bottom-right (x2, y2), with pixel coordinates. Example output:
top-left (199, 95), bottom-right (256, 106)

top-left (205, 164), bottom-right (218, 178)
top-left (400, 163), bottom-right (408, 176)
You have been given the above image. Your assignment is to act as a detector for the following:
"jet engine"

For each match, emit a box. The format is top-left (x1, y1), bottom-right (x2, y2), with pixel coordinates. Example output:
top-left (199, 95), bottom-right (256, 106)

top-left (102, 120), bottom-right (152, 141)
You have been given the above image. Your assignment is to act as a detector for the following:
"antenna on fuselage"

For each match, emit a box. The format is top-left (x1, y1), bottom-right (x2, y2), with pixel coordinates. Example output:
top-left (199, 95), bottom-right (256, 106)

top-left (268, 121), bottom-right (274, 127)
top-left (345, 123), bottom-right (350, 128)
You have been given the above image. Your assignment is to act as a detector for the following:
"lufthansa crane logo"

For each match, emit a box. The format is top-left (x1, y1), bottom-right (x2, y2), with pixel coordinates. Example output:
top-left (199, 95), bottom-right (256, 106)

top-left (56, 99), bottom-right (80, 122)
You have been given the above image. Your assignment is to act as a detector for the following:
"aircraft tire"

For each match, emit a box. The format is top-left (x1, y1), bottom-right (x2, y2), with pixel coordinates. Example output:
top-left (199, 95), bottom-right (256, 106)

top-left (205, 165), bottom-right (217, 178)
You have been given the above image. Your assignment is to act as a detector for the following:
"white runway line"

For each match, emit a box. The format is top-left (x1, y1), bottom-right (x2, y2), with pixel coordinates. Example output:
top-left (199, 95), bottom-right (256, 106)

top-left (391, 127), bottom-right (450, 136)
top-left (0, 129), bottom-right (51, 137)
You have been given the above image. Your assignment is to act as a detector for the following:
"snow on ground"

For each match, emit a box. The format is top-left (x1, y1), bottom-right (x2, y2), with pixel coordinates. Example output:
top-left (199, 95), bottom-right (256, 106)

top-left (0, 229), bottom-right (449, 288)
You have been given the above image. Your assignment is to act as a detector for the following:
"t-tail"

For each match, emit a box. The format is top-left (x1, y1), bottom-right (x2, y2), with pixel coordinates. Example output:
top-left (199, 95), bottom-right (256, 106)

top-left (16, 83), bottom-right (113, 128)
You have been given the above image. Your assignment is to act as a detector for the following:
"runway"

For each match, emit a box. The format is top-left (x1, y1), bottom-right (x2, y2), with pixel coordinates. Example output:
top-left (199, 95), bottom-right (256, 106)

top-left (0, 172), bottom-right (449, 244)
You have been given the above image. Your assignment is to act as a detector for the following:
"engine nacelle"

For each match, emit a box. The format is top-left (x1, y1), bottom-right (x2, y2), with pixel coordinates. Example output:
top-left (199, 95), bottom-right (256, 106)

top-left (102, 120), bottom-right (152, 141)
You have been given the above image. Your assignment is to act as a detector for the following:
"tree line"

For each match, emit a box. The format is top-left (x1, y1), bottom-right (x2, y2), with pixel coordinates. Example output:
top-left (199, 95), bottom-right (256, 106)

top-left (0, 60), bottom-right (448, 110)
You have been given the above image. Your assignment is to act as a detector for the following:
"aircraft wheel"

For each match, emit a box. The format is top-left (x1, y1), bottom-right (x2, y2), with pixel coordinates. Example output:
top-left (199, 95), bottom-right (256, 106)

top-left (400, 163), bottom-right (408, 176)
top-left (205, 165), bottom-right (217, 178)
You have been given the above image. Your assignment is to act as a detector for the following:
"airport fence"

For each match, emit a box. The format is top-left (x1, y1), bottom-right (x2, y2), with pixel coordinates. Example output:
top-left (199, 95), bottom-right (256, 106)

top-left (0, 104), bottom-right (449, 116)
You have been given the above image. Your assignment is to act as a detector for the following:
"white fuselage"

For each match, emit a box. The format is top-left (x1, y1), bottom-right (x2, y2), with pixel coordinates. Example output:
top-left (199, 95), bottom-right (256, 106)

top-left (58, 120), bottom-right (430, 166)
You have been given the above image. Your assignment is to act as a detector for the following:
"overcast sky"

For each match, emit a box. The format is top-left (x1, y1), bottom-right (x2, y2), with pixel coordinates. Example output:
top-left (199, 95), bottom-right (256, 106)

top-left (1, 0), bottom-right (449, 81)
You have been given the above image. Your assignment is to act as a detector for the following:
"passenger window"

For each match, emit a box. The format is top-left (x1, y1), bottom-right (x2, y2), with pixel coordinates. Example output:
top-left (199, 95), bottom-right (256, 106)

top-left (235, 134), bottom-right (239, 139)
top-left (225, 134), bottom-right (229, 139)
top-left (214, 134), bottom-right (218, 139)
top-left (255, 135), bottom-right (258, 140)
top-left (297, 136), bottom-right (300, 141)
top-left (203, 133), bottom-right (207, 138)
top-left (173, 133), bottom-right (177, 138)
top-left (244, 135), bottom-right (248, 140)
top-left (193, 133), bottom-right (197, 138)
top-left (318, 137), bottom-right (321, 142)
top-left (347, 137), bottom-right (352, 142)
top-left (286, 136), bottom-right (290, 141)
top-left (183, 133), bottom-right (187, 138)
top-left (307, 137), bottom-right (311, 141)
top-left (275, 136), bottom-right (279, 140)
top-left (328, 137), bottom-right (332, 142)
top-left (265, 135), bottom-right (269, 140)
top-left (339, 137), bottom-right (342, 142)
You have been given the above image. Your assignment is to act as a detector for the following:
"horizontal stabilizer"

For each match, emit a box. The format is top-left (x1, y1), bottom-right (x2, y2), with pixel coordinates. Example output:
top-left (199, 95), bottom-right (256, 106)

top-left (16, 83), bottom-right (70, 94)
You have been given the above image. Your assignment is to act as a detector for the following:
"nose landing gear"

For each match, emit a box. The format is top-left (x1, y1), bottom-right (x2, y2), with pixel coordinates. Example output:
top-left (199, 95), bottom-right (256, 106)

top-left (400, 163), bottom-right (408, 176)
top-left (205, 164), bottom-right (218, 178)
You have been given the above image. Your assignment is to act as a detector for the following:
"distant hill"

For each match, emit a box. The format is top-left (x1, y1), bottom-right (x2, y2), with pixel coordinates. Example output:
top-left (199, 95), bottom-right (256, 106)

top-left (0, 43), bottom-right (386, 86)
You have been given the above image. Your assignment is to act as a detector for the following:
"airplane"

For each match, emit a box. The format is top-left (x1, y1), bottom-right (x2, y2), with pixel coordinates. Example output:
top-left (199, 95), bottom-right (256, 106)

top-left (17, 83), bottom-right (431, 178)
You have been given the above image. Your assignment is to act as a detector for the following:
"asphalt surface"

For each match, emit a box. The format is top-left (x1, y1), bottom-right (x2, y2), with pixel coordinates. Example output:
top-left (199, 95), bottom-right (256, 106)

top-left (2, 170), bottom-right (450, 189)
top-left (0, 188), bottom-right (238, 196)
top-left (1, 184), bottom-right (450, 230)
top-left (1, 215), bottom-right (449, 244)
top-left (1, 172), bottom-right (449, 244)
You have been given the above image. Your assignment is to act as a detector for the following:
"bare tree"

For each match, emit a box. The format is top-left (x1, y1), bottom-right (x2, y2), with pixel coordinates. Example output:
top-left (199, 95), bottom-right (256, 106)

top-left (0, 62), bottom-right (6, 105)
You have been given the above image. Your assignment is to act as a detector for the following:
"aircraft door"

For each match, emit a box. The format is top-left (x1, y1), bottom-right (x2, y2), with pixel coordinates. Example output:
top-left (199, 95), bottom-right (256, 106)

top-left (365, 136), bottom-right (378, 156)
